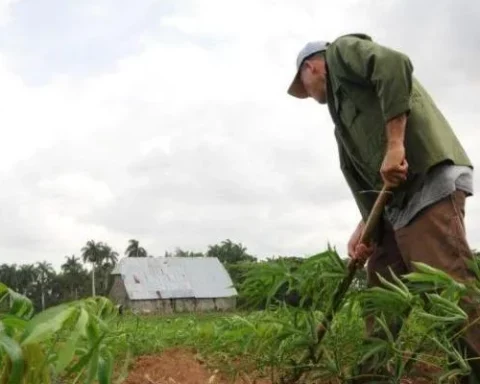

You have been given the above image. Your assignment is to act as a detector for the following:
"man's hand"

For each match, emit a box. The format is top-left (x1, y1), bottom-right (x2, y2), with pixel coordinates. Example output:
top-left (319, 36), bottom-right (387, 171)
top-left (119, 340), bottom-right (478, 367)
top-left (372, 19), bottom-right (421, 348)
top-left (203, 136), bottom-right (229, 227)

top-left (353, 242), bottom-right (376, 264)
top-left (381, 143), bottom-right (408, 188)
top-left (348, 220), bottom-right (375, 263)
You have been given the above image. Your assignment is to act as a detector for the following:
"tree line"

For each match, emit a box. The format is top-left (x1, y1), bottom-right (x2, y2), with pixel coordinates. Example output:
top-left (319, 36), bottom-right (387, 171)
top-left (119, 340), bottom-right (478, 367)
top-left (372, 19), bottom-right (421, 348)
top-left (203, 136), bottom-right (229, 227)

top-left (0, 238), bottom-right (259, 312)
top-left (12, 238), bottom-right (475, 313)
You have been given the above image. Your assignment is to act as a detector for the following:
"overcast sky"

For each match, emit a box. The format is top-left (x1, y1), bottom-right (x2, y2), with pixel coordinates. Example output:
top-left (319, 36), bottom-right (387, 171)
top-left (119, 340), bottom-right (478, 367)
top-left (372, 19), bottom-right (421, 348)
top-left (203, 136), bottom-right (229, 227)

top-left (0, 0), bottom-right (478, 270)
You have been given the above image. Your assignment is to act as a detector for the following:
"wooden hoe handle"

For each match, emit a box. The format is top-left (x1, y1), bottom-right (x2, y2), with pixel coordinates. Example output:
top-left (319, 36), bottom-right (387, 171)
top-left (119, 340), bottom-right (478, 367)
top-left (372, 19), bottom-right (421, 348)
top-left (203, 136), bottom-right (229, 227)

top-left (348, 185), bottom-right (391, 271)
top-left (287, 184), bottom-right (392, 382)
top-left (316, 185), bottom-right (391, 350)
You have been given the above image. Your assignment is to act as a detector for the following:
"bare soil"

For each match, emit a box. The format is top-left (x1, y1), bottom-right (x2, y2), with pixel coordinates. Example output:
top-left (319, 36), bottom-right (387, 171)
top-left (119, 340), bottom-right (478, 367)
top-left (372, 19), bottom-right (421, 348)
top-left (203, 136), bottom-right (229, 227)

top-left (121, 347), bottom-right (438, 384)
top-left (121, 347), bottom-right (271, 384)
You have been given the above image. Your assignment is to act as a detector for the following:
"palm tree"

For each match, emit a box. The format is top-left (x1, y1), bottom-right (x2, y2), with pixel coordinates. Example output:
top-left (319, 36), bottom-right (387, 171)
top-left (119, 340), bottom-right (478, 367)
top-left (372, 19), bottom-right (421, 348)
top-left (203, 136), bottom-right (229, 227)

top-left (206, 239), bottom-right (255, 264)
top-left (61, 255), bottom-right (82, 274)
top-left (0, 264), bottom-right (18, 291)
top-left (125, 239), bottom-right (147, 258)
top-left (81, 240), bottom-right (104, 297)
top-left (36, 261), bottom-right (54, 311)
top-left (171, 247), bottom-right (204, 257)
top-left (101, 245), bottom-right (118, 267)
top-left (17, 264), bottom-right (37, 296)
top-left (61, 255), bottom-right (83, 299)
top-left (99, 245), bottom-right (119, 295)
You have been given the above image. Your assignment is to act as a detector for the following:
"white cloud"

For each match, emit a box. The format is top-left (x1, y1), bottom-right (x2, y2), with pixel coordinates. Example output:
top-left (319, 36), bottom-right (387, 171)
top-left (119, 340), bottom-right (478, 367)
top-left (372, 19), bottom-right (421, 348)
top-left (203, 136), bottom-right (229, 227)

top-left (0, 0), bottom-right (478, 270)
top-left (0, 0), bottom-right (19, 26)
top-left (37, 173), bottom-right (114, 208)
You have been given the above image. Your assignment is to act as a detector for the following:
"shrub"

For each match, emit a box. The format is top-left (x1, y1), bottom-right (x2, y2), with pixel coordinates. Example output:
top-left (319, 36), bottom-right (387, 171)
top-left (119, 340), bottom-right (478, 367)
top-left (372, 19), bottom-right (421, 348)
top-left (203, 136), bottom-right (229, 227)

top-left (0, 282), bottom-right (125, 384)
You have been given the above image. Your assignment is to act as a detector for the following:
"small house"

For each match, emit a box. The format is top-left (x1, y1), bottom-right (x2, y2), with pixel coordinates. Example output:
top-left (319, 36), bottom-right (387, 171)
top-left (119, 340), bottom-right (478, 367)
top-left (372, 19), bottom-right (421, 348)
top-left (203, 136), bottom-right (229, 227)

top-left (109, 256), bottom-right (237, 314)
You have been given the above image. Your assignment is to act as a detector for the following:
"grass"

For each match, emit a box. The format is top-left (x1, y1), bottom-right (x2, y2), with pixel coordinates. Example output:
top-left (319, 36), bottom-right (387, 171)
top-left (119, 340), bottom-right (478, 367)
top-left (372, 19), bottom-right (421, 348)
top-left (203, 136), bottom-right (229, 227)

top-left (111, 310), bottom-right (291, 379)
top-left (109, 305), bottom-right (442, 383)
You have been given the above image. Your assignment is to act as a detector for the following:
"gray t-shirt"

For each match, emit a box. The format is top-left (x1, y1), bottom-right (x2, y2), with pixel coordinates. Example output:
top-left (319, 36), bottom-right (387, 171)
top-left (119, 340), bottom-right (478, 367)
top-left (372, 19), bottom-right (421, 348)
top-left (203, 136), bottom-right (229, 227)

top-left (384, 164), bottom-right (474, 230)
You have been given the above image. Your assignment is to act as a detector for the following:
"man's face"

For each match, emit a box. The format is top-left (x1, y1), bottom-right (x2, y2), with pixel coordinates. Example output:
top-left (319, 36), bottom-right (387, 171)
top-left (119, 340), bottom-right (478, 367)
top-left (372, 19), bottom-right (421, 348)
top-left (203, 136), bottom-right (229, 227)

top-left (299, 59), bottom-right (327, 104)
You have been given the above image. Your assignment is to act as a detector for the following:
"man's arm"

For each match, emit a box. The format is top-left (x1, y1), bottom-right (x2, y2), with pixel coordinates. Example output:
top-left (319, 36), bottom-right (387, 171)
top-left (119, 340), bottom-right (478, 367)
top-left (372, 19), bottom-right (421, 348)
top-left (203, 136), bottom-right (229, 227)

top-left (381, 113), bottom-right (408, 187)
top-left (386, 113), bottom-right (407, 150)
top-left (330, 36), bottom-right (412, 187)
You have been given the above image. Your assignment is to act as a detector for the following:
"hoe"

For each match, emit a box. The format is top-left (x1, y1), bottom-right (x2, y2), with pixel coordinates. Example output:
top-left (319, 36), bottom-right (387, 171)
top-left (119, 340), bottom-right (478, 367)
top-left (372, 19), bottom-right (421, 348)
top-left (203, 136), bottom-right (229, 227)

top-left (282, 185), bottom-right (391, 383)
top-left (316, 185), bottom-right (391, 353)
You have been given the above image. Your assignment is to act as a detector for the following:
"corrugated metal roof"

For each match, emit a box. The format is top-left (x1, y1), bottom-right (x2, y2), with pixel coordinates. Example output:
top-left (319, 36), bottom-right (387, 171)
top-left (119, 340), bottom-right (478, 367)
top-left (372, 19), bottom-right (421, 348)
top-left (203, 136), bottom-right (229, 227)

top-left (112, 257), bottom-right (238, 300)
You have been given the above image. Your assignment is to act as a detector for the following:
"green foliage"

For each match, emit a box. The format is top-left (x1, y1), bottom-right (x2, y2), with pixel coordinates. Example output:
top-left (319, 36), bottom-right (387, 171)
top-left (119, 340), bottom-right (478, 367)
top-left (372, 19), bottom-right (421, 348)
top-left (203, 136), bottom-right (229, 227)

top-left (0, 237), bottom-right (261, 313)
top-left (0, 283), bottom-right (125, 384)
top-left (0, 238), bottom-right (124, 312)
top-left (60, 247), bottom-right (476, 384)
top-left (163, 247), bottom-right (204, 257)
top-left (237, 247), bottom-right (349, 312)
top-left (1, 241), bottom-right (479, 383)
top-left (124, 239), bottom-right (148, 258)
top-left (228, 250), bottom-right (480, 383)
top-left (206, 239), bottom-right (256, 264)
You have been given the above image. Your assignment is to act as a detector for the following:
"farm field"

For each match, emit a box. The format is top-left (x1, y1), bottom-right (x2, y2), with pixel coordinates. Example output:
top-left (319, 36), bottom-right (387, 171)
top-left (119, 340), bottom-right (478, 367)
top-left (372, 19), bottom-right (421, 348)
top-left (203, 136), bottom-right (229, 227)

top-left (110, 249), bottom-right (480, 383)
top-left (111, 310), bottom-right (438, 384)
top-left (2, 248), bottom-right (480, 383)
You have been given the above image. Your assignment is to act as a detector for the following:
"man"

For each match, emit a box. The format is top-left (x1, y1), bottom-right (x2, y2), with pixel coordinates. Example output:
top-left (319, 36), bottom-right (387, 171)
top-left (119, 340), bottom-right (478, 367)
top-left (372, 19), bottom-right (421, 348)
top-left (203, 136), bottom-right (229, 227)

top-left (287, 33), bottom-right (480, 382)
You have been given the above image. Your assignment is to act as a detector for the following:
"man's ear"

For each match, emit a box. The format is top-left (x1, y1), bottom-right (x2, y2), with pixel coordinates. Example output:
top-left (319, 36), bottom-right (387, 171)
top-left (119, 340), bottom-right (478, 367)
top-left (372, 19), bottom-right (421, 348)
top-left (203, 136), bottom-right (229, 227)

top-left (305, 59), bottom-right (319, 74)
top-left (299, 61), bottom-right (310, 77)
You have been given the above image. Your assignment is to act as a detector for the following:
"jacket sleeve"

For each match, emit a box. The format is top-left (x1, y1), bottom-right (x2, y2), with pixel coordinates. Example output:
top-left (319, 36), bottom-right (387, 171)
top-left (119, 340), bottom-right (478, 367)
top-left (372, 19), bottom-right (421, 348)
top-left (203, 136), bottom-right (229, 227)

top-left (329, 36), bottom-right (414, 123)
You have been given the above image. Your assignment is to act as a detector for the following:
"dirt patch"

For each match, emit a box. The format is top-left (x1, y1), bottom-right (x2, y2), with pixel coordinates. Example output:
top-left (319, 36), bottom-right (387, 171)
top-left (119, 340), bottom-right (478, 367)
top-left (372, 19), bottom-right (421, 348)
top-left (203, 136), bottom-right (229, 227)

top-left (122, 347), bottom-right (271, 384)
top-left (122, 348), bottom-right (214, 384)
top-left (121, 347), bottom-right (440, 384)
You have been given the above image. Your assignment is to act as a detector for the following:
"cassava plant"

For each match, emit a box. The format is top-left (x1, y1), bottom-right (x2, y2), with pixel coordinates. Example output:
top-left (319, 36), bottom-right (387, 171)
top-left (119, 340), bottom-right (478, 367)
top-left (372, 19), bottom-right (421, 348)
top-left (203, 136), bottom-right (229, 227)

top-left (238, 248), bottom-right (362, 382)
top-left (237, 248), bottom-right (480, 383)
top-left (350, 262), bottom-right (473, 383)
top-left (0, 281), bottom-right (126, 384)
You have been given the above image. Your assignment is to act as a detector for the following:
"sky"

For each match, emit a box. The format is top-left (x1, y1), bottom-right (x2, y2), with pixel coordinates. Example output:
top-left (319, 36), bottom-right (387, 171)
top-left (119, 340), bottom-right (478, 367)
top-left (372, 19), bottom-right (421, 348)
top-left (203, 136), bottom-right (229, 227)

top-left (0, 0), bottom-right (478, 270)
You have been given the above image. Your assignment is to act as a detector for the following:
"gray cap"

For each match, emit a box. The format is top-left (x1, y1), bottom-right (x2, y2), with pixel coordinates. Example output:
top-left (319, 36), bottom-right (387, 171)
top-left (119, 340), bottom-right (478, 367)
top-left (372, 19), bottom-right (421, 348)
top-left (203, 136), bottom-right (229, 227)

top-left (287, 40), bottom-right (329, 98)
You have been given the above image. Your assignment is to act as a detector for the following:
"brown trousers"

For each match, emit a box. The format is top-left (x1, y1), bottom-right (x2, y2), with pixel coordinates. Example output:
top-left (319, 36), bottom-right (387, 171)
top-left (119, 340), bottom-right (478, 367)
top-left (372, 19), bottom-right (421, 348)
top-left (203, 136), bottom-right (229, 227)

top-left (366, 190), bottom-right (480, 381)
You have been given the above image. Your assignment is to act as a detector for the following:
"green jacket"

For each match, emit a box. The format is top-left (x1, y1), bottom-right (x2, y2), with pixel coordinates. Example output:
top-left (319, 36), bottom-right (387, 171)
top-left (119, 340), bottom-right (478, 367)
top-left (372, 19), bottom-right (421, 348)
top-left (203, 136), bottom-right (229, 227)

top-left (324, 33), bottom-right (472, 221)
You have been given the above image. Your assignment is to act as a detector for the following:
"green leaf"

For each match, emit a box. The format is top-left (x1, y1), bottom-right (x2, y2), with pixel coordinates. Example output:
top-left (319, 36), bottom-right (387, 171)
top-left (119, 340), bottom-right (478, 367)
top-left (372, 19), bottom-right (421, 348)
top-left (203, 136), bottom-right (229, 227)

top-left (375, 315), bottom-right (395, 344)
top-left (86, 346), bottom-right (100, 384)
top-left (0, 283), bottom-right (8, 307)
top-left (416, 312), bottom-right (466, 324)
top-left (97, 349), bottom-right (114, 384)
top-left (55, 307), bottom-right (89, 373)
top-left (411, 262), bottom-right (455, 280)
top-left (20, 342), bottom-right (49, 383)
top-left (404, 272), bottom-right (445, 284)
top-left (65, 330), bottom-right (107, 376)
top-left (406, 262), bottom-right (466, 292)
top-left (359, 286), bottom-right (411, 316)
top-left (0, 332), bottom-right (24, 384)
top-left (360, 339), bottom-right (389, 364)
top-left (6, 288), bottom-right (34, 319)
top-left (387, 267), bottom-right (410, 293)
top-left (376, 272), bottom-right (410, 300)
top-left (21, 304), bottom-right (76, 345)
top-left (426, 293), bottom-right (467, 317)
top-left (266, 279), bottom-right (287, 306)
top-left (0, 315), bottom-right (28, 332)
